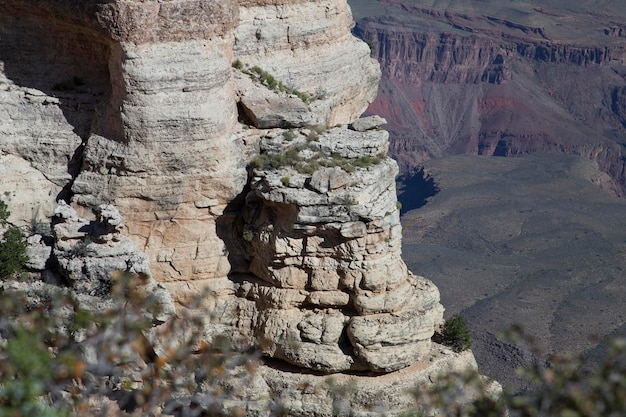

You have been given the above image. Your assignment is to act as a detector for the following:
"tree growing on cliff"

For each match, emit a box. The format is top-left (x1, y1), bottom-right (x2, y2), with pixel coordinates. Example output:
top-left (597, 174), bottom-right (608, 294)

top-left (0, 200), bottom-right (28, 279)
top-left (441, 314), bottom-right (473, 353)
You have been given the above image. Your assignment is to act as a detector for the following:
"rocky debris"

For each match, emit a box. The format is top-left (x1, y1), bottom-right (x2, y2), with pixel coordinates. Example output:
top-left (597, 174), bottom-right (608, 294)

top-left (53, 202), bottom-right (175, 323)
top-left (240, 96), bottom-right (312, 129)
top-left (235, 70), bottom-right (314, 129)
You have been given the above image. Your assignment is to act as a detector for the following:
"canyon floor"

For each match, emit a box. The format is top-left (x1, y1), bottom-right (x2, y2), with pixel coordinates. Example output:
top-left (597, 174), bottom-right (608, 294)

top-left (398, 153), bottom-right (626, 392)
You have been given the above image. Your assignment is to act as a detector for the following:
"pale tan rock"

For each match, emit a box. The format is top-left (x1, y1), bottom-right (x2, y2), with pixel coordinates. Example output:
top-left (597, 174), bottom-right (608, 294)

top-left (25, 234), bottom-right (52, 271)
top-left (201, 345), bottom-right (481, 416)
top-left (0, 154), bottom-right (61, 229)
top-left (256, 309), bottom-right (357, 372)
top-left (0, 0), bottom-right (465, 400)
top-left (234, 0), bottom-right (380, 125)
top-left (348, 309), bottom-right (435, 371)
top-left (306, 291), bottom-right (350, 307)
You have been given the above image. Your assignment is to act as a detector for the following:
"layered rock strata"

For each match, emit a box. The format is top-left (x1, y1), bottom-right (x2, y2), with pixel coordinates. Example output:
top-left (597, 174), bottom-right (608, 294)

top-left (0, 0), bottom-right (381, 297)
top-left (0, 0), bottom-right (482, 414)
top-left (352, 6), bottom-right (626, 195)
top-left (236, 120), bottom-right (443, 372)
top-left (51, 202), bottom-right (176, 322)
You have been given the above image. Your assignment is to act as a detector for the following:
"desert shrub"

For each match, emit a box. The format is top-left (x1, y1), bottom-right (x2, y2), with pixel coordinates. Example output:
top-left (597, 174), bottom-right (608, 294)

top-left (0, 200), bottom-right (9, 224)
top-left (411, 326), bottom-right (626, 417)
top-left (292, 89), bottom-right (310, 103)
top-left (0, 227), bottom-right (28, 279)
top-left (441, 314), bottom-right (473, 353)
top-left (0, 273), bottom-right (259, 417)
top-left (0, 201), bottom-right (28, 279)
top-left (283, 129), bottom-right (298, 141)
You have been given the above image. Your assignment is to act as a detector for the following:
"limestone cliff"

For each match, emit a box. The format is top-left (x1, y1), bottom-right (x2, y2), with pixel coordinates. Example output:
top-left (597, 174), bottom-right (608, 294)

top-left (352, 3), bottom-right (626, 196)
top-left (0, 0), bottom-right (484, 414)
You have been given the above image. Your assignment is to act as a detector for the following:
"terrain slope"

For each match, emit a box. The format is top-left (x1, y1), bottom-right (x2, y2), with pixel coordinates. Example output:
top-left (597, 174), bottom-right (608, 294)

top-left (400, 153), bottom-right (626, 391)
top-left (349, 0), bottom-right (626, 391)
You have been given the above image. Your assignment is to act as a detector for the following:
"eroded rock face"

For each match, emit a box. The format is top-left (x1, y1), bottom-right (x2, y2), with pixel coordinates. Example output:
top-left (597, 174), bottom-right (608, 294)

top-left (352, 7), bottom-right (626, 195)
top-left (234, 0), bottom-right (380, 126)
top-left (0, 0), bottom-right (382, 294)
top-left (234, 120), bottom-right (444, 372)
top-left (52, 202), bottom-right (176, 323)
top-left (0, 1), bottom-right (472, 412)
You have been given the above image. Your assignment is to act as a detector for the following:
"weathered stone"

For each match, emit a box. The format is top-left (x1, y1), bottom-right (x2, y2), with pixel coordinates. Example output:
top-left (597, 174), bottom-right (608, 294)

top-left (0, 154), bottom-right (61, 229)
top-left (360, 257), bottom-right (407, 292)
top-left (254, 285), bottom-right (308, 309)
top-left (339, 221), bottom-right (368, 238)
top-left (0, 1), bottom-right (467, 410)
top-left (52, 203), bottom-right (175, 323)
top-left (256, 309), bottom-right (356, 372)
top-left (240, 96), bottom-right (312, 129)
top-left (306, 290), bottom-right (350, 307)
top-left (309, 268), bottom-right (341, 291)
top-left (197, 345), bottom-right (482, 417)
top-left (350, 115), bottom-right (387, 132)
top-left (353, 281), bottom-right (419, 314)
top-left (233, 0), bottom-right (380, 126)
top-left (309, 167), bottom-right (350, 194)
top-left (25, 234), bottom-right (51, 271)
top-left (348, 309), bottom-right (436, 371)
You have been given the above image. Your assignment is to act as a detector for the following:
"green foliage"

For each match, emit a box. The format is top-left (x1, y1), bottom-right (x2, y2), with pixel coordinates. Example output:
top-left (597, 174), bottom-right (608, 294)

top-left (0, 227), bottom-right (28, 279)
top-left (234, 62), bottom-right (314, 103)
top-left (292, 89), bottom-right (310, 104)
top-left (283, 129), bottom-right (298, 141)
top-left (0, 273), bottom-right (259, 416)
top-left (441, 314), bottom-right (473, 353)
top-left (412, 327), bottom-right (626, 417)
top-left (0, 200), bottom-right (9, 225)
top-left (281, 176), bottom-right (290, 186)
top-left (251, 135), bottom-right (385, 176)
top-left (502, 328), bottom-right (626, 417)
top-left (0, 202), bottom-right (28, 280)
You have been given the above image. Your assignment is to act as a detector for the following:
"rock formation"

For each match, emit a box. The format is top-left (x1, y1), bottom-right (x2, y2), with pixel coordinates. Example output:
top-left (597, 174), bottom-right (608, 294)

top-left (351, 1), bottom-right (626, 196)
top-left (0, 0), bottom-right (486, 414)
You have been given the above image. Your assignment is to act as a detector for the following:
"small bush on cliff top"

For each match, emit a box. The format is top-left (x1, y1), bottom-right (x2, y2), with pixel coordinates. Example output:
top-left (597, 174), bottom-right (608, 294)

top-left (441, 314), bottom-right (473, 353)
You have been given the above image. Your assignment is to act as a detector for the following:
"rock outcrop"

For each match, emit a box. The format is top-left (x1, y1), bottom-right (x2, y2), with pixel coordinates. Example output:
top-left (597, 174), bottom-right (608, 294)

top-left (0, 0), bottom-right (381, 298)
top-left (352, 3), bottom-right (626, 196)
top-left (235, 119), bottom-right (443, 372)
top-left (0, 0), bottom-right (484, 415)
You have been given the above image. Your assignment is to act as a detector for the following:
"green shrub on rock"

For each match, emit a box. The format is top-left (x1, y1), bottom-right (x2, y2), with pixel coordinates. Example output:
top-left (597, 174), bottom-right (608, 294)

top-left (442, 314), bottom-right (473, 353)
top-left (0, 201), bottom-right (28, 279)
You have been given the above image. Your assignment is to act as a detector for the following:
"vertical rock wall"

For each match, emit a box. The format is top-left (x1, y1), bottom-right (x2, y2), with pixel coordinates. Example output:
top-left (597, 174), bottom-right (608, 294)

top-left (236, 122), bottom-right (444, 372)
top-left (0, 0), bottom-right (459, 383)
top-left (234, 0), bottom-right (381, 125)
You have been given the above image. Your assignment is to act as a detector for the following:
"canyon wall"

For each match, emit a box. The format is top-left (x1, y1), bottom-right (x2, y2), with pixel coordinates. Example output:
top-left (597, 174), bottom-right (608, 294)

top-left (0, 0), bottom-right (486, 414)
top-left (352, 5), bottom-right (626, 196)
